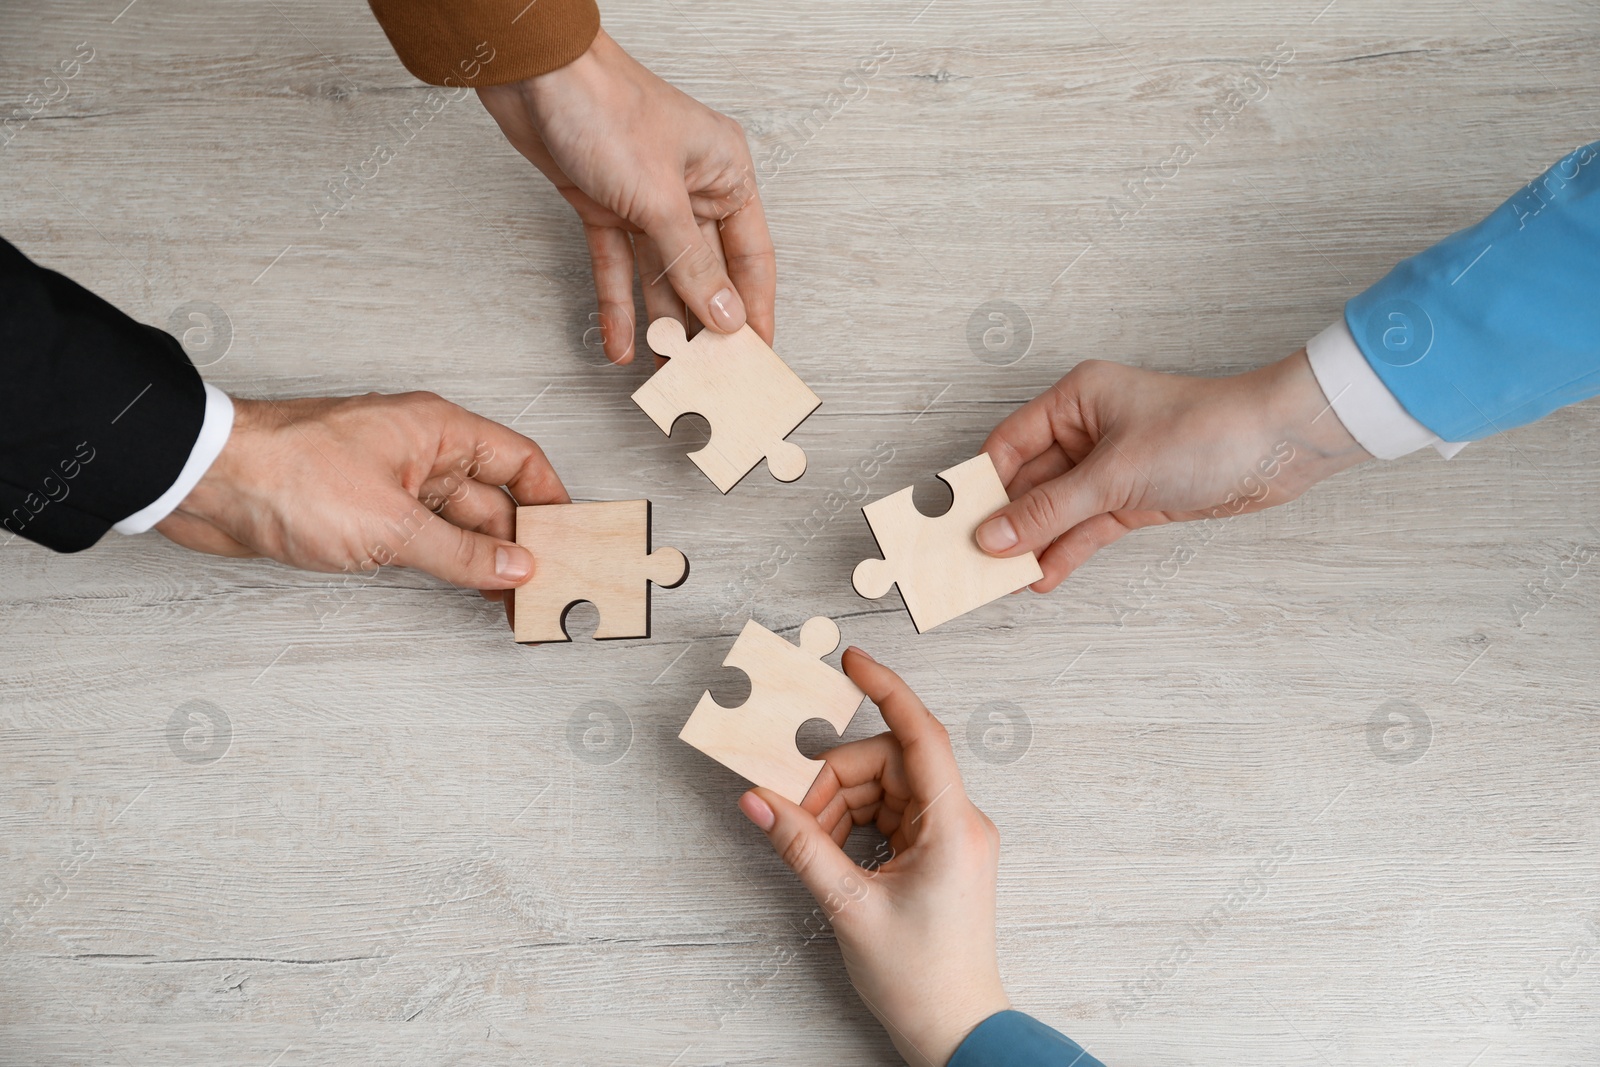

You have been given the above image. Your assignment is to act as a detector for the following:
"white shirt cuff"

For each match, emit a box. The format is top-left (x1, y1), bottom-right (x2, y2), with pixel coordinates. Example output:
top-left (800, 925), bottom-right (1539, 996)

top-left (1305, 320), bottom-right (1467, 460)
top-left (113, 383), bottom-right (235, 535)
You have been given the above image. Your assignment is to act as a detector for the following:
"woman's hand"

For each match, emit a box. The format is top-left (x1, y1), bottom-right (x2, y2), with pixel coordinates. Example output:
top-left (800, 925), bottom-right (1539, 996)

top-left (977, 350), bottom-right (1371, 591)
top-left (740, 648), bottom-right (1010, 1067)
top-left (478, 30), bottom-right (775, 366)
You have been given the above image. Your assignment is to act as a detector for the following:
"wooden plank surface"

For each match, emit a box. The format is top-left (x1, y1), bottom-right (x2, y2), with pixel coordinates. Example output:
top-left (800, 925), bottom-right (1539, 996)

top-left (2, 0), bottom-right (1598, 1063)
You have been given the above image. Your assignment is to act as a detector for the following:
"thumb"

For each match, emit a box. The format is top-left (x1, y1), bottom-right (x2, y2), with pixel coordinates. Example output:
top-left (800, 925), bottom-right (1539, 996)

top-left (741, 788), bottom-right (862, 910)
top-left (975, 455), bottom-right (1112, 559)
top-left (645, 194), bottom-right (746, 334)
top-left (389, 498), bottom-right (535, 590)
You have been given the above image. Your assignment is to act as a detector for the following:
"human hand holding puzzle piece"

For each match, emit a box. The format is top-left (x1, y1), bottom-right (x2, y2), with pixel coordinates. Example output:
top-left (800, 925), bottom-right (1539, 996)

top-left (853, 454), bottom-right (1044, 632)
top-left (679, 616), bottom-right (866, 804)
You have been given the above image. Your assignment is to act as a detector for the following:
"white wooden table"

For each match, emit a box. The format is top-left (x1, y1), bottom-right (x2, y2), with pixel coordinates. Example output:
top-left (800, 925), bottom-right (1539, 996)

top-left (3, 1), bottom-right (1598, 1063)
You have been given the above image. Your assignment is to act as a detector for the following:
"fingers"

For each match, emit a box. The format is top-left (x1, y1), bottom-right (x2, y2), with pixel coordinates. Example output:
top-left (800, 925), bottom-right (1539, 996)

top-left (1005, 443), bottom-right (1072, 500)
top-left (1032, 511), bottom-right (1137, 592)
top-left (423, 399), bottom-right (570, 507)
top-left (425, 477), bottom-right (516, 543)
top-left (975, 453), bottom-right (1111, 561)
top-left (814, 732), bottom-right (906, 798)
top-left (388, 491), bottom-right (534, 590)
top-left (584, 224), bottom-right (637, 365)
top-left (642, 191), bottom-right (746, 335)
top-left (740, 788), bottom-right (863, 913)
top-left (809, 766), bottom-right (890, 847)
top-left (717, 186), bottom-right (775, 345)
top-left (634, 234), bottom-right (686, 362)
top-left (840, 648), bottom-right (966, 813)
top-left (982, 382), bottom-right (1071, 485)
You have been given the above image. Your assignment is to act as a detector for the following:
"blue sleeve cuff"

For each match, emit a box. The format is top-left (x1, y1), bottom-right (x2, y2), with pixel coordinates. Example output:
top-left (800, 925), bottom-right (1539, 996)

top-left (947, 1010), bottom-right (1104, 1067)
top-left (1343, 140), bottom-right (1600, 442)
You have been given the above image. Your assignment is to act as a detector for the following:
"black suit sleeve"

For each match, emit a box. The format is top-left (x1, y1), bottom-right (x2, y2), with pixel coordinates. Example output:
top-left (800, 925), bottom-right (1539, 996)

top-left (1, 236), bottom-right (205, 552)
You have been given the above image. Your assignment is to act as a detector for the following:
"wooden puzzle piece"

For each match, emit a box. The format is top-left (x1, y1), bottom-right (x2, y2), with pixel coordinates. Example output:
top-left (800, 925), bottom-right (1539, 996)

top-left (513, 500), bottom-right (688, 643)
top-left (679, 616), bottom-right (866, 804)
top-left (852, 453), bottom-right (1044, 633)
top-left (633, 318), bottom-right (821, 493)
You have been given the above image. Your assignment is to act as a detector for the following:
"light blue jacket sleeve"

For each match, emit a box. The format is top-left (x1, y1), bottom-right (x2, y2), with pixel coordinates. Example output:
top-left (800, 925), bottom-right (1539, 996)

top-left (947, 1010), bottom-right (1104, 1067)
top-left (1344, 140), bottom-right (1600, 441)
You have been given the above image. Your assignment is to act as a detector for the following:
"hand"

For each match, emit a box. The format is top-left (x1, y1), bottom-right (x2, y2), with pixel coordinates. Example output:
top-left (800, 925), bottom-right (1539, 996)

top-left (977, 350), bottom-right (1372, 591)
top-left (740, 648), bottom-right (1010, 1067)
top-left (478, 30), bottom-right (775, 366)
top-left (156, 393), bottom-right (569, 595)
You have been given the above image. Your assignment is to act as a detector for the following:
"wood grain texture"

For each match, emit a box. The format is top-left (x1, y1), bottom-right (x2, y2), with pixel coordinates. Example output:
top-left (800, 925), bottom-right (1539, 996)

top-left (2, 0), bottom-right (1599, 1064)
top-left (853, 453), bottom-right (1044, 631)
top-left (679, 616), bottom-right (865, 803)
top-left (637, 318), bottom-right (820, 493)
top-left (512, 501), bottom-right (687, 643)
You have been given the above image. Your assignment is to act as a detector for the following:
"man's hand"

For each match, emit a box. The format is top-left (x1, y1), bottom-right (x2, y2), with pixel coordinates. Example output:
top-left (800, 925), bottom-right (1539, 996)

top-left (740, 648), bottom-right (1011, 1067)
top-left (155, 393), bottom-right (569, 594)
top-left (478, 30), bottom-right (775, 366)
top-left (977, 350), bottom-right (1373, 591)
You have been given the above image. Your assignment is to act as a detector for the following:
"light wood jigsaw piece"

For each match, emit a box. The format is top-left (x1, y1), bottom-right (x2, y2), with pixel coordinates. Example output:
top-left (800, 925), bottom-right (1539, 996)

top-left (852, 453), bottom-right (1044, 633)
top-left (512, 500), bottom-right (688, 643)
top-left (679, 616), bottom-right (866, 804)
top-left (634, 318), bottom-right (821, 493)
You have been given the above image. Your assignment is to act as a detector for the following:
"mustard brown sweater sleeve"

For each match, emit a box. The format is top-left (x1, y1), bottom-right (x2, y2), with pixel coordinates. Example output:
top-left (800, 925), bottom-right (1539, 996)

top-left (366, 0), bottom-right (600, 87)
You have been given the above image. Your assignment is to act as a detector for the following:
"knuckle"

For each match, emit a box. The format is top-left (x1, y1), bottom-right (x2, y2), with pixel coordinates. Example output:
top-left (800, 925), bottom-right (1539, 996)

top-left (1015, 489), bottom-right (1063, 536)
top-left (780, 830), bottom-right (816, 876)
top-left (453, 531), bottom-right (485, 573)
top-left (397, 389), bottom-right (449, 417)
top-left (1058, 360), bottom-right (1109, 398)
top-left (681, 241), bottom-right (722, 281)
top-left (635, 192), bottom-right (680, 232)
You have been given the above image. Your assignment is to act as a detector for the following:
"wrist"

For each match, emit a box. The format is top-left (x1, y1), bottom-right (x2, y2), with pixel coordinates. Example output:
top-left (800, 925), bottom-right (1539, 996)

top-left (1258, 348), bottom-right (1371, 485)
top-left (523, 28), bottom-right (615, 105)
top-left (171, 396), bottom-right (268, 522)
top-left (903, 983), bottom-right (1011, 1067)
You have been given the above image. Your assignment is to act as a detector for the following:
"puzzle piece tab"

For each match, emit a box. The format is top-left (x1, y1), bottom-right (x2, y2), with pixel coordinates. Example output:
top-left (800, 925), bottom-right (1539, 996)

top-left (634, 318), bottom-right (821, 493)
top-left (679, 617), bottom-right (866, 804)
top-left (513, 500), bottom-right (688, 643)
top-left (852, 453), bottom-right (1043, 633)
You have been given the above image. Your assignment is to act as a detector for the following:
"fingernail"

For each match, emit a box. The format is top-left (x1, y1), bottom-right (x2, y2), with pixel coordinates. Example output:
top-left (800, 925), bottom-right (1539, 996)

top-left (708, 287), bottom-right (741, 330)
top-left (739, 791), bottom-right (775, 831)
top-left (495, 546), bottom-right (532, 582)
top-left (846, 645), bottom-right (875, 662)
top-left (976, 516), bottom-right (1018, 553)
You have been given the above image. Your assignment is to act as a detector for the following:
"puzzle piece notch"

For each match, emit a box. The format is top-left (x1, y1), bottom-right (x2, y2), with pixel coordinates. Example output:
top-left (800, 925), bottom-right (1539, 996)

top-left (512, 500), bottom-right (689, 643)
top-left (678, 616), bottom-right (866, 804)
top-left (635, 318), bottom-right (819, 493)
top-left (852, 453), bottom-right (1044, 633)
